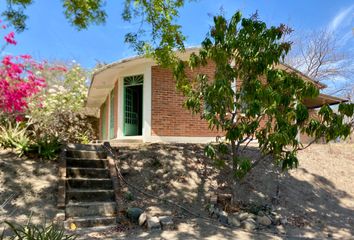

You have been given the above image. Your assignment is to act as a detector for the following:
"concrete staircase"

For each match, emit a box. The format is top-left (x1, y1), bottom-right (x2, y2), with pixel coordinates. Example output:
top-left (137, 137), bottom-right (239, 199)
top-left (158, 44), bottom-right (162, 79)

top-left (62, 144), bottom-right (118, 230)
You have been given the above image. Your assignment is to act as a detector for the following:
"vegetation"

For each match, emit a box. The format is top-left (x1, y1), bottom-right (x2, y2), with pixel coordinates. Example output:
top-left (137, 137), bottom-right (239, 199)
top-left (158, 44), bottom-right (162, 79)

top-left (0, 21), bottom-right (97, 159)
top-left (173, 12), bottom-right (354, 200)
top-left (2, 221), bottom-right (76, 240)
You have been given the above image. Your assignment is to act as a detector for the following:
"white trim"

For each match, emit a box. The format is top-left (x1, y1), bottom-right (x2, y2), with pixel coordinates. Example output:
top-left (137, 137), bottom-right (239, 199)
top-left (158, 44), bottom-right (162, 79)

top-left (144, 136), bottom-right (217, 143)
top-left (143, 64), bottom-right (152, 140)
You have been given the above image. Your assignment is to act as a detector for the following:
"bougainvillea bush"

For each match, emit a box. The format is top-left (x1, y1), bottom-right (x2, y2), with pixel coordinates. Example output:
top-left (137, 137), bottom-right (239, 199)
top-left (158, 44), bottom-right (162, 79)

top-left (0, 21), bottom-right (98, 158)
top-left (0, 21), bottom-right (46, 121)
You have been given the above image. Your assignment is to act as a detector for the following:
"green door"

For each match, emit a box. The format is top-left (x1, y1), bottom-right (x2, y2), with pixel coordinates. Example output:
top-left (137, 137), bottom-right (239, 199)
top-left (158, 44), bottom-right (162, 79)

top-left (124, 87), bottom-right (139, 136)
top-left (109, 89), bottom-right (115, 139)
top-left (124, 75), bottom-right (143, 136)
top-left (101, 102), bottom-right (107, 140)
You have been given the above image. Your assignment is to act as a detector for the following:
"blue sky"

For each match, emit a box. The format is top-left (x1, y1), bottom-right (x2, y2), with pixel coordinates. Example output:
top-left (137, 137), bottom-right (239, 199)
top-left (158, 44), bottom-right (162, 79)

top-left (0, 0), bottom-right (353, 70)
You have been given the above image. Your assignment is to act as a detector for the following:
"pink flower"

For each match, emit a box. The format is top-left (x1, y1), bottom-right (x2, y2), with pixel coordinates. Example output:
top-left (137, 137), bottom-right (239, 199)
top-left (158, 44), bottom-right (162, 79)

top-left (4, 32), bottom-right (16, 45)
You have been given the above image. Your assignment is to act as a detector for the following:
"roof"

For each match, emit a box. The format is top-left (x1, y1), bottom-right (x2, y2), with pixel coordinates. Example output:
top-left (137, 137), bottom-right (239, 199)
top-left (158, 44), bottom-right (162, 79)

top-left (87, 47), bottom-right (347, 108)
top-left (304, 93), bottom-right (348, 109)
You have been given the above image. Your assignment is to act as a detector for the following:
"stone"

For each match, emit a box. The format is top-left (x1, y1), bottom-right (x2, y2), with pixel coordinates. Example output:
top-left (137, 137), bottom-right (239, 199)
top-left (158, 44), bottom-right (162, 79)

top-left (127, 207), bottom-right (144, 224)
top-left (238, 212), bottom-right (249, 221)
top-left (210, 195), bottom-right (217, 204)
top-left (54, 211), bottom-right (65, 222)
top-left (257, 215), bottom-right (272, 226)
top-left (276, 225), bottom-right (286, 234)
top-left (159, 216), bottom-right (174, 230)
top-left (242, 219), bottom-right (257, 231)
top-left (147, 216), bottom-right (161, 231)
top-left (228, 216), bottom-right (241, 227)
top-left (138, 212), bottom-right (147, 226)
top-left (247, 213), bottom-right (256, 220)
top-left (218, 215), bottom-right (228, 225)
top-left (280, 217), bottom-right (288, 226)
top-left (208, 204), bottom-right (215, 215)
top-left (257, 211), bottom-right (265, 217)
top-left (217, 193), bottom-right (232, 205)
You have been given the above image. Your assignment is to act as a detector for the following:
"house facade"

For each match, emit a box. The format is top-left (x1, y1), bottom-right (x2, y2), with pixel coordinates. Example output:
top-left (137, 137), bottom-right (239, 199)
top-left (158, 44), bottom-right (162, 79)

top-left (86, 48), bottom-right (346, 143)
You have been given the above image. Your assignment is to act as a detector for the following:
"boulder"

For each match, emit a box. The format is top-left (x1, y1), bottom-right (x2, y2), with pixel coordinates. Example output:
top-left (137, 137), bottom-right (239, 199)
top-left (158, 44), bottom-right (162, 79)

top-left (147, 216), bottom-right (161, 231)
top-left (138, 212), bottom-right (147, 226)
top-left (127, 207), bottom-right (144, 224)
top-left (228, 215), bottom-right (241, 227)
top-left (159, 216), bottom-right (174, 230)
top-left (256, 215), bottom-right (272, 226)
top-left (242, 219), bottom-right (257, 231)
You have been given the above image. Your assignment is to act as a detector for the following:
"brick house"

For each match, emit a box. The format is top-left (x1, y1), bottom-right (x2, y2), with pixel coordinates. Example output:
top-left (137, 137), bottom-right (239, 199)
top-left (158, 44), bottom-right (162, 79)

top-left (86, 48), bottom-right (347, 143)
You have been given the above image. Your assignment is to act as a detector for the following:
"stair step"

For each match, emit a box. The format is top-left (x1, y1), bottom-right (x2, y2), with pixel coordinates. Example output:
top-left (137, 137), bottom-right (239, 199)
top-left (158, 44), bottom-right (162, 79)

top-left (66, 158), bottom-right (107, 168)
top-left (66, 143), bottom-right (103, 151)
top-left (66, 150), bottom-right (107, 159)
top-left (64, 216), bottom-right (116, 229)
top-left (66, 178), bottom-right (113, 189)
top-left (66, 189), bottom-right (115, 203)
top-left (67, 167), bottom-right (110, 178)
top-left (66, 202), bottom-right (117, 218)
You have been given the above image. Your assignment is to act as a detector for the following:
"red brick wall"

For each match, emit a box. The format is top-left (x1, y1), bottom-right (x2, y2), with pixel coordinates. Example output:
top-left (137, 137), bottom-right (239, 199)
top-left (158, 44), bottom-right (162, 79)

top-left (151, 63), bottom-right (219, 137)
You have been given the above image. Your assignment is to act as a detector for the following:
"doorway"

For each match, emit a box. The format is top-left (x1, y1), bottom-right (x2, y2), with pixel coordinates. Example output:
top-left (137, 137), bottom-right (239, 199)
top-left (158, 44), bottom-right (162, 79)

top-left (124, 75), bottom-right (143, 136)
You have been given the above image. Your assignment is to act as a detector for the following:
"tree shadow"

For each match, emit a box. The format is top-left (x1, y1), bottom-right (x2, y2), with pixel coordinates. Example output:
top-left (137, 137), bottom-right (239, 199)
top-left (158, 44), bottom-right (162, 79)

top-left (110, 142), bottom-right (354, 239)
top-left (0, 149), bottom-right (58, 237)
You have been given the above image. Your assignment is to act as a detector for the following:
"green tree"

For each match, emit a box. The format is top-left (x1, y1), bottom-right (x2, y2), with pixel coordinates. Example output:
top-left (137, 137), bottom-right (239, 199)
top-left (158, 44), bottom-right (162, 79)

top-left (2, 0), bottom-right (187, 66)
top-left (172, 12), bottom-right (354, 201)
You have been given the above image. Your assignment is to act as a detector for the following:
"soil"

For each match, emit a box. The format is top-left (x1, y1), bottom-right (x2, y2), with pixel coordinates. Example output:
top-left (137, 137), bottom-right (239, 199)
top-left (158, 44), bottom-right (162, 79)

top-left (0, 149), bottom-right (58, 233)
top-left (1, 143), bottom-right (353, 239)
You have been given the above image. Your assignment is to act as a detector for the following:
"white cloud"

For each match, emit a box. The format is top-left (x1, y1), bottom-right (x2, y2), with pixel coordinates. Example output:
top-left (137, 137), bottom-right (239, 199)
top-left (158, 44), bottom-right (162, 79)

top-left (328, 4), bottom-right (354, 32)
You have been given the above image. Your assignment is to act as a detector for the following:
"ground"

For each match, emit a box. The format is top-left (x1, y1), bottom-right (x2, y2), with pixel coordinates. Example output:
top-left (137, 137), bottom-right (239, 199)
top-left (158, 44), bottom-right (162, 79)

top-left (0, 143), bottom-right (353, 239)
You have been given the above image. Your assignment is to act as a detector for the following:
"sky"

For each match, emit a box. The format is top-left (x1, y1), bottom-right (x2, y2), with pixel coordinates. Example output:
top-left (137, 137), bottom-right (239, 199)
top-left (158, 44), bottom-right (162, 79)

top-left (0, 1), bottom-right (353, 81)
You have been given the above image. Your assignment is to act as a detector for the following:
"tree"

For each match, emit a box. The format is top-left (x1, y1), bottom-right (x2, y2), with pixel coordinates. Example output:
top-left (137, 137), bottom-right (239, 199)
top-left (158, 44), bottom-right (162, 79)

top-left (285, 30), bottom-right (353, 82)
top-left (285, 30), bottom-right (354, 100)
top-left (172, 12), bottom-right (354, 202)
top-left (2, 0), bottom-right (188, 66)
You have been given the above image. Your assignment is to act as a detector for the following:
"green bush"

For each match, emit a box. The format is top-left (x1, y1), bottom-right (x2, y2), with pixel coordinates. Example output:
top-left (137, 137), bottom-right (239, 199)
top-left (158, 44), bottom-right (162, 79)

top-left (0, 121), bottom-right (32, 156)
top-left (31, 136), bottom-right (61, 160)
top-left (3, 221), bottom-right (76, 240)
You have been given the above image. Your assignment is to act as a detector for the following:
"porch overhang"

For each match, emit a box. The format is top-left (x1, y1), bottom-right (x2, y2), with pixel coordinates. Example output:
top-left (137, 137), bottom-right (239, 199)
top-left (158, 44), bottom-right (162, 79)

top-left (86, 48), bottom-right (200, 108)
top-left (304, 93), bottom-right (349, 109)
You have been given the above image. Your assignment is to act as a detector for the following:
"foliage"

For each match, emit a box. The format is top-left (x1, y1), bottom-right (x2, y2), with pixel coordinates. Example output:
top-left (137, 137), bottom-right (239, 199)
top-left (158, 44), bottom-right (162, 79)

top-left (3, 221), bottom-right (76, 240)
top-left (0, 24), bottom-right (46, 120)
top-left (0, 121), bottom-right (31, 156)
top-left (30, 110), bottom-right (98, 144)
top-left (173, 12), bottom-right (354, 183)
top-left (1, 0), bottom-right (188, 67)
top-left (31, 135), bottom-right (61, 160)
top-left (27, 63), bottom-right (97, 144)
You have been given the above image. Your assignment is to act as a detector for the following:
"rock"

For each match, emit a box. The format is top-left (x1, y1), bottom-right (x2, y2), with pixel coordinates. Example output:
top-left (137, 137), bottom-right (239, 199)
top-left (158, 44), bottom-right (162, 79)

top-left (159, 216), bottom-right (174, 230)
top-left (242, 219), bottom-right (257, 231)
top-left (210, 195), bottom-right (217, 204)
top-left (247, 213), bottom-right (256, 220)
top-left (228, 216), bottom-right (241, 227)
top-left (275, 225), bottom-right (286, 234)
top-left (257, 211), bottom-right (265, 217)
top-left (280, 217), bottom-right (288, 226)
top-left (238, 212), bottom-right (249, 221)
top-left (138, 212), bottom-right (147, 226)
top-left (217, 193), bottom-right (232, 205)
top-left (257, 215), bottom-right (272, 226)
top-left (219, 215), bottom-right (228, 225)
top-left (147, 216), bottom-right (161, 231)
top-left (127, 207), bottom-right (144, 224)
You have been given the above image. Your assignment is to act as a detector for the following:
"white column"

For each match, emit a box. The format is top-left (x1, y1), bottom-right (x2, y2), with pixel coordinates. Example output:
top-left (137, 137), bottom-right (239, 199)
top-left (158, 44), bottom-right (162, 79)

top-left (143, 64), bottom-right (152, 141)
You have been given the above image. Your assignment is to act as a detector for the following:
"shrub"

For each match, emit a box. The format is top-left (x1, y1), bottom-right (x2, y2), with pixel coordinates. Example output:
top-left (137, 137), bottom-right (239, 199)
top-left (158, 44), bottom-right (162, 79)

top-left (0, 121), bottom-right (32, 156)
top-left (2, 221), bottom-right (76, 240)
top-left (31, 136), bottom-right (61, 160)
